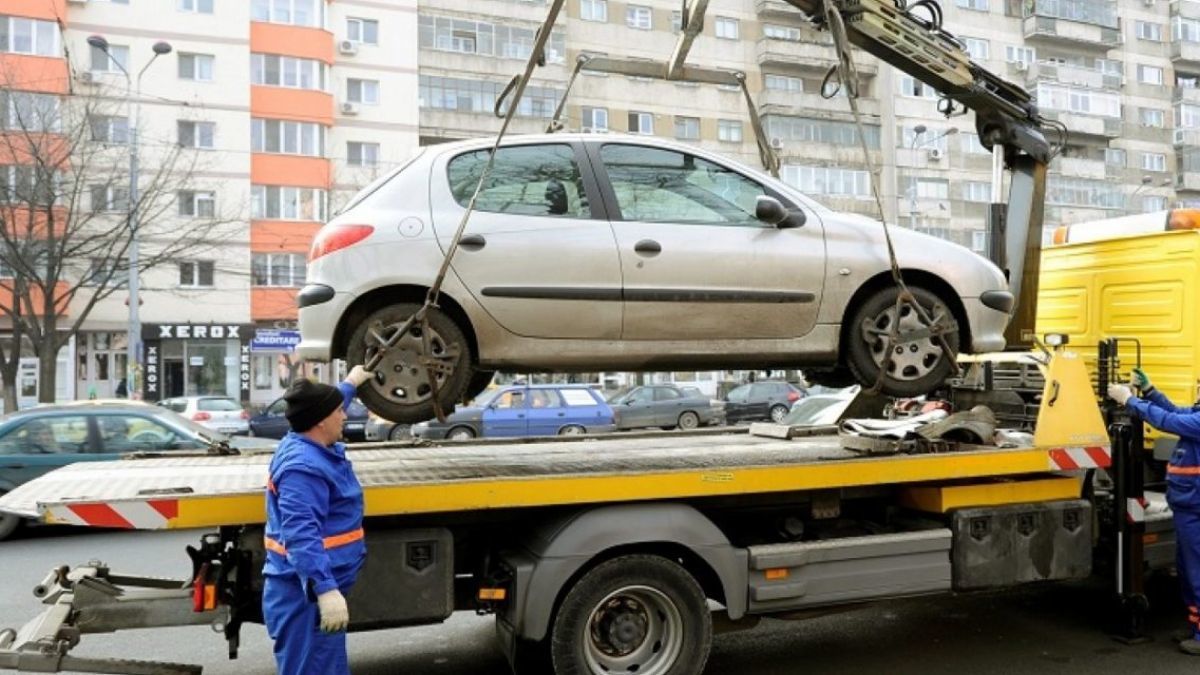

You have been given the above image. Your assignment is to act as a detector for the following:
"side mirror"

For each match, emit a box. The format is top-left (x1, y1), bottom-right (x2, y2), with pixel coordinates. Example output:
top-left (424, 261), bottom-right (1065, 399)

top-left (756, 196), bottom-right (805, 229)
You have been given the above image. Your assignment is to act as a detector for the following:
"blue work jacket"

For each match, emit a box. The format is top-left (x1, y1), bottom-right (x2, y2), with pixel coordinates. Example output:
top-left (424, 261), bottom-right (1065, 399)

top-left (1127, 388), bottom-right (1200, 512)
top-left (263, 382), bottom-right (366, 596)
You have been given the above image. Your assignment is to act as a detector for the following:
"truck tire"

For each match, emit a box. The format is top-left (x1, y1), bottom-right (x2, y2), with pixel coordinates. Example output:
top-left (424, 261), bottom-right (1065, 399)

top-left (0, 491), bottom-right (19, 541)
top-left (845, 285), bottom-right (960, 398)
top-left (550, 554), bottom-right (712, 675)
top-left (346, 303), bottom-right (474, 424)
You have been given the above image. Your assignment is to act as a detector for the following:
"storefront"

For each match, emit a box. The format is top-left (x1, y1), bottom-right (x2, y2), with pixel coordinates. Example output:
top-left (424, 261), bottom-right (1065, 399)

top-left (249, 326), bottom-right (331, 406)
top-left (141, 323), bottom-right (254, 404)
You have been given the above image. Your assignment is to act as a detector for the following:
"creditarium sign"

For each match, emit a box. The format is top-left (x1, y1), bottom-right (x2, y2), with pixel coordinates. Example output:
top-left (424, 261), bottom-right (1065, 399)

top-left (141, 323), bottom-right (256, 403)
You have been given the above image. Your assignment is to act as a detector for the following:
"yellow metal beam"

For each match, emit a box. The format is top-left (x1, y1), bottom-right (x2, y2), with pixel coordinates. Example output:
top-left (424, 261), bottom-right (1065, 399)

top-left (899, 475), bottom-right (1081, 514)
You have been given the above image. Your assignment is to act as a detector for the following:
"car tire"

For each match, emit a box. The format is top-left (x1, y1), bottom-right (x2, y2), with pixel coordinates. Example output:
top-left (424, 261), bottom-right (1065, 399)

top-left (769, 404), bottom-right (789, 423)
top-left (677, 411), bottom-right (701, 430)
top-left (0, 491), bottom-right (19, 541)
top-left (550, 554), bottom-right (712, 675)
top-left (347, 303), bottom-right (474, 425)
top-left (388, 424), bottom-right (412, 441)
top-left (845, 285), bottom-right (960, 398)
top-left (558, 425), bottom-right (586, 436)
top-left (446, 426), bottom-right (475, 441)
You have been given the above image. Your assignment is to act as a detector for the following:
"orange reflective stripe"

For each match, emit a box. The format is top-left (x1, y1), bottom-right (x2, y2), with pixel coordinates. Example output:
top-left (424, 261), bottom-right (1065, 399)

top-left (266, 474), bottom-right (277, 495)
top-left (1168, 466), bottom-right (1200, 475)
top-left (263, 528), bottom-right (364, 556)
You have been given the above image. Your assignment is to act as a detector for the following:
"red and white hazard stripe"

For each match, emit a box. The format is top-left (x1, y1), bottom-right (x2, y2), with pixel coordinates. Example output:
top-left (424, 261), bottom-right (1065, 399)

top-left (1127, 497), bottom-right (1148, 523)
top-left (45, 499), bottom-right (179, 530)
top-left (1047, 445), bottom-right (1111, 471)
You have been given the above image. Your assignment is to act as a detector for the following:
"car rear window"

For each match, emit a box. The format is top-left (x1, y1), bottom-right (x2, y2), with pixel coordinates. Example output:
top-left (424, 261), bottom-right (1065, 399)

top-left (198, 398), bottom-right (242, 412)
top-left (559, 389), bottom-right (600, 406)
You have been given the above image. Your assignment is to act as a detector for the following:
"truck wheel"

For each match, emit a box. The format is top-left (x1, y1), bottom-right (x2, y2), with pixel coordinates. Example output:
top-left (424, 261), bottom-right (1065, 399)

top-left (845, 285), bottom-right (960, 398)
top-left (347, 303), bottom-right (474, 424)
top-left (551, 554), bottom-right (712, 675)
top-left (0, 491), bottom-right (19, 541)
top-left (677, 411), bottom-right (700, 430)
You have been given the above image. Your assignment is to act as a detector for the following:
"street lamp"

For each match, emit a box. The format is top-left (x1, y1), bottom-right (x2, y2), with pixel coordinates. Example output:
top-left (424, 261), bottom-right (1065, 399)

top-left (87, 35), bottom-right (172, 399)
top-left (907, 126), bottom-right (958, 230)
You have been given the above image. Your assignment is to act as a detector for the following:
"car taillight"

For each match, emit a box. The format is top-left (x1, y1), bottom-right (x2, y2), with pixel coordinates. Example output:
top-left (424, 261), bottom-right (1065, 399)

top-left (787, 391), bottom-right (800, 403)
top-left (309, 224), bottom-right (375, 262)
top-left (193, 412), bottom-right (212, 421)
top-left (241, 410), bottom-right (250, 420)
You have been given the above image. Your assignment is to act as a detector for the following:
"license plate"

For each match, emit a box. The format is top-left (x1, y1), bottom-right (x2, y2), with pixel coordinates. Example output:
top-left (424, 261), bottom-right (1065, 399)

top-left (345, 423), bottom-right (363, 431)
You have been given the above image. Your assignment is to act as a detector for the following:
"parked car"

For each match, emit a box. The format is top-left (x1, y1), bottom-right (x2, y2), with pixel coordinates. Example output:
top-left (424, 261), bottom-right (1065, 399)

top-left (297, 134), bottom-right (1013, 424)
top-left (411, 384), bottom-right (616, 440)
top-left (0, 401), bottom-right (275, 540)
top-left (607, 384), bottom-right (720, 430)
top-left (365, 412), bottom-right (411, 442)
top-left (249, 396), bottom-right (370, 441)
top-left (156, 396), bottom-right (250, 435)
top-left (723, 381), bottom-right (806, 424)
top-left (679, 386), bottom-right (727, 426)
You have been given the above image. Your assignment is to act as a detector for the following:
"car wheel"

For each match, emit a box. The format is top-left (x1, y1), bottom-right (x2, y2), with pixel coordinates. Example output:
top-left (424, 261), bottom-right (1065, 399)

top-left (550, 554), bottom-right (712, 675)
top-left (677, 411), bottom-right (700, 430)
top-left (0, 491), bottom-right (19, 541)
top-left (558, 425), bottom-right (586, 436)
top-left (347, 303), bottom-right (474, 425)
top-left (446, 426), bottom-right (475, 441)
top-left (845, 285), bottom-right (960, 398)
top-left (769, 404), bottom-right (789, 423)
top-left (388, 424), bottom-right (412, 441)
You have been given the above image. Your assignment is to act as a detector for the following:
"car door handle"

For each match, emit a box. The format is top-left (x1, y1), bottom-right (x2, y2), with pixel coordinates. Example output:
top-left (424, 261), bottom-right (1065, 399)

top-left (633, 239), bottom-right (661, 256)
top-left (459, 234), bottom-right (486, 251)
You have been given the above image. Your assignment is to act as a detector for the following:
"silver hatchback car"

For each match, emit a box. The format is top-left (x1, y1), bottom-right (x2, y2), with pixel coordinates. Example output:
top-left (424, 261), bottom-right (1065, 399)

top-left (298, 135), bottom-right (1012, 423)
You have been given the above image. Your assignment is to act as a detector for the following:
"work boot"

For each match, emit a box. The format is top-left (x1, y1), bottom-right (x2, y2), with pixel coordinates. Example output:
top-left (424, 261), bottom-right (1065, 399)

top-left (1179, 638), bottom-right (1200, 656)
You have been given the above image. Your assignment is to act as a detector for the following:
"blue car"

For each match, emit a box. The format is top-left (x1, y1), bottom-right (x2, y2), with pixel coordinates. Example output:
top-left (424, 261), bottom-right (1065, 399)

top-left (411, 384), bottom-right (617, 440)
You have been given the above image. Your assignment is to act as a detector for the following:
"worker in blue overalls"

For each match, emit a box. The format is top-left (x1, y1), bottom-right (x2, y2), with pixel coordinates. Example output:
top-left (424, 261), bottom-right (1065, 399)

top-left (1110, 368), bottom-right (1200, 655)
top-left (262, 365), bottom-right (373, 674)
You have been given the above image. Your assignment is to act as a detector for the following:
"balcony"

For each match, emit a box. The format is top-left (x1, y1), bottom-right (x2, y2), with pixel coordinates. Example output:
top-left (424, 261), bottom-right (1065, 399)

top-left (1175, 128), bottom-right (1200, 146)
top-left (756, 36), bottom-right (877, 75)
top-left (756, 89), bottom-right (881, 119)
top-left (1172, 0), bottom-right (1200, 21)
top-left (1024, 61), bottom-right (1121, 91)
top-left (755, 0), bottom-right (806, 18)
top-left (1022, 0), bottom-right (1121, 51)
top-left (1173, 40), bottom-right (1200, 71)
top-left (1055, 157), bottom-right (1107, 179)
top-left (1178, 172), bottom-right (1200, 192)
top-left (1039, 110), bottom-right (1122, 139)
top-left (1178, 86), bottom-right (1200, 104)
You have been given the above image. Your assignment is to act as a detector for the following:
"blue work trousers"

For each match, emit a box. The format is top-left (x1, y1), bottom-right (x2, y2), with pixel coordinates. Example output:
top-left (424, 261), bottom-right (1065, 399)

top-left (1176, 508), bottom-right (1200, 638)
top-left (263, 573), bottom-right (351, 675)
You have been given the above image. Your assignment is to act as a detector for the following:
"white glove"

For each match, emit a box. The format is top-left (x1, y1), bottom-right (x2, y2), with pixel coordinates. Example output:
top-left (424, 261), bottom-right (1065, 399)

top-left (1107, 384), bottom-right (1133, 406)
top-left (316, 589), bottom-right (349, 633)
top-left (346, 365), bottom-right (374, 388)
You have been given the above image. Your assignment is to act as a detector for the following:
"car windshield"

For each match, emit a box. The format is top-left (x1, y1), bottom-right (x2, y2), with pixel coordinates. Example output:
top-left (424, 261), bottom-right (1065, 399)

top-left (151, 409), bottom-right (227, 445)
top-left (472, 388), bottom-right (507, 408)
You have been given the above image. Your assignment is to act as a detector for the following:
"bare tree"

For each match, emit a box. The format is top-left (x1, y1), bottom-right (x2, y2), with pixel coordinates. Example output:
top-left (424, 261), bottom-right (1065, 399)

top-left (0, 73), bottom-right (243, 408)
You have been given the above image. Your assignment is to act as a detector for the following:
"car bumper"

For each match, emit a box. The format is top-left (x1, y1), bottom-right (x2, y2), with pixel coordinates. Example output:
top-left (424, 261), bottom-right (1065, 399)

top-left (964, 295), bottom-right (1011, 353)
top-left (296, 286), bottom-right (354, 362)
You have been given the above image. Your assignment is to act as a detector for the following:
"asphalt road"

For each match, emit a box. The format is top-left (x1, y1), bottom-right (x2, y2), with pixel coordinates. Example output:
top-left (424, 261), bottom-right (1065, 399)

top-left (3, 527), bottom-right (1200, 675)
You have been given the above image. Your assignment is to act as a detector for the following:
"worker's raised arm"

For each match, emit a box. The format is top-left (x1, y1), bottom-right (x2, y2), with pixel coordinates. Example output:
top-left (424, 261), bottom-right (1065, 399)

top-left (1125, 397), bottom-right (1200, 441)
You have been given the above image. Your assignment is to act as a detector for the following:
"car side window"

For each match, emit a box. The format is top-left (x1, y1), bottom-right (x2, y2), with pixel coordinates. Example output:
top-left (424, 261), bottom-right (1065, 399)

top-left (627, 388), bottom-right (654, 404)
top-left (0, 416), bottom-right (89, 455)
top-left (529, 389), bottom-right (562, 408)
top-left (599, 144), bottom-right (766, 226)
top-left (726, 385), bottom-right (750, 403)
top-left (493, 390), bottom-right (526, 410)
top-left (96, 415), bottom-right (196, 453)
top-left (654, 388), bottom-right (682, 401)
top-left (561, 389), bottom-right (601, 406)
top-left (267, 399), bottom-right (287, 415)
top-left (750, 384), bottom-right (774, 399)
top-left (447, 144), bottom-right (590, 218)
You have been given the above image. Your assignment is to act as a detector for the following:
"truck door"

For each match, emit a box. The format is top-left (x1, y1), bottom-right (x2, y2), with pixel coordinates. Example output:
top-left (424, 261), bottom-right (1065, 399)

top-left (482, 388), bottom-right (529, 437)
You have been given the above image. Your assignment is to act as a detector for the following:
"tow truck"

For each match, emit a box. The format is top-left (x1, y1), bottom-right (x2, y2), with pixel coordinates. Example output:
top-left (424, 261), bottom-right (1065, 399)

top-left (0, 1), bottom-right (1175, 673)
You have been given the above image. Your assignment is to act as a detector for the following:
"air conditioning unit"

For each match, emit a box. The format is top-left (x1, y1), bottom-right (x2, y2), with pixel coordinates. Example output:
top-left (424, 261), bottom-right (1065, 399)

top-left (338, 40), bottom-right (358, 56)
top-left (927, 148), bottom-right (944, 161)
top-left (77, 71), bottom-right (97, 85)
top-left (340, 101), bottom-right (359, 116)
top-left (769, 137), bottom-right (784, 150)
top-left (1014, 61), bottom-right (1029, 73)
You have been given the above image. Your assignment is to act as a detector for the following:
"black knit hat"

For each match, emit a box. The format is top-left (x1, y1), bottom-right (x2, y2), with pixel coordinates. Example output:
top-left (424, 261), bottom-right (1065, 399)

top-left (284, 380), bottom-right (343, 432)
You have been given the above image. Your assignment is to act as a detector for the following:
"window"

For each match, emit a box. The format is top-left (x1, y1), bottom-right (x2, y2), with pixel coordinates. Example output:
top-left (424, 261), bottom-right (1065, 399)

top-left (90, 185), bottom-right (130, 213)
top-left (766, 115), bottom-right (880, 148)
top-left (1180, 103), bottom-right (1200, 129)
top-left (960, 133), bottom-right (990, 155)
top-left (626, 5), bottom-right (651, 29)
top-left (178, 260), bottom-right (214, 287)
top-left (347, 78), bottom-right (379, 104)
top-left (906, 177), bottom-right (950, 199)
top-left (417, 15), bottom-right (566, 63)
top-left (447, 144), bottom-right (589, 218)
top-left (674, 116), bottom-right (700, 140)
top-left (251, 253), bottom-right (307, 287)
top-left (90, 43), bottom-right (129, 72)
top-left (628, 111), bottom-right (653, 135)
top-left (581, 0), bottom-right (607, 22)
top-left (1035, 83), bottom-right (1121, 118)
top-left (347, 141), bottom-right (379, 167)
top-left (251, 0), bottom-right (323, 27)
top-left (715, 17), bottom-right (739, 39)
top-left (671, 10), bottom-right (682, 33)
top-left (251, 185), bottom-right (327, 221)
top-left (1046, 177), bottom-right (1123, 209)
top-left (1105, 148), bottom-right (1126, 167)
top-left (1135, 20), bottom-right (1163, 42)
top-left (1140, 108), bottom-right (1165, 128)
top-left (1, 17), bottom-right (59, 56)
top-left (600, 144), bottom-right (766, 225)
top-left (1142, 152), bottom-right (1166, 172)
top-left (1181, 76), bottom-right (1200, 89)
top-left (528, 389), bottom-right (562, 409)
top-left (81, 258), bottom-right (119, 286)
top-left (582, 106), bottom-right (608, 131)
top-left (251, 54), bottom-right (326, 90)
top-left (0, 416), bottom-right (89, 455)
top-left (177, 190), bottom-right (215, 217)
top-left (177, 120), bottom-right (215, 149)
top-left (781, 164), bottom-right (871, 197)
top-left (962, 181), bottom-right (990, 202)
top-left (763, 24), bottom-right (802, 41)
top-left (764, 74), bottom-right (803, 92)
top-left (89, 115), bottom-right (129, 144)
top-left (1005, 45), bottom-right (1035, 66)
top-left (1176, 16), bottom-right (1200, 43)
top-left (718, 119), bottom-right (743, 142)
top-left (1138, 64), bottom-right (1164, 86)
top-left (178, 53), bottom-right (214, 81)
top-left (1144, 195), bottom-right (1168, 211)
top-left (899, 74), bottom-right (939, 99)
top-left (0, 165), bottom-right (56, 205)
top-left (956, 0), bottom-right (988, 10)
top-left (419, 75), bottom-right (561, 118)
top-left (971, 230), bottom-right (987, 253)
top-left (178, 0), bottom-right (214, 13)
top-left (2, 92), bottom-right (59, 132)
top-left (961, 37), bottom-right (989, 60)
top-left (346, 17), bottom-right (379, 45)
top-left (251, 119), bottom-right (324, 156)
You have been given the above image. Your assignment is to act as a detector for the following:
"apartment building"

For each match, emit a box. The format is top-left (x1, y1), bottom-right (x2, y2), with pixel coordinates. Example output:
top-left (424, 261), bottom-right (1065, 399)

top-left (0, 0), bottom-right (418, 406)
